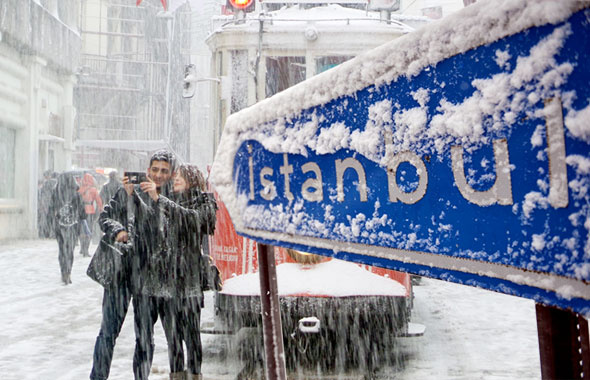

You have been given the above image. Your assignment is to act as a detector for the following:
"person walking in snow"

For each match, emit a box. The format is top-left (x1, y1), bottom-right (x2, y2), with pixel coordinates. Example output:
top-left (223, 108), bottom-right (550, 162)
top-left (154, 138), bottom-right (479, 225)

top-left (38, 170), bottom-right (58, 238)
top-left (78, 173), bottom-right (103, 257)
top-left (49, 172), bottom-right (86, 285)
top-left (90, 150), bottom-right (176, 380)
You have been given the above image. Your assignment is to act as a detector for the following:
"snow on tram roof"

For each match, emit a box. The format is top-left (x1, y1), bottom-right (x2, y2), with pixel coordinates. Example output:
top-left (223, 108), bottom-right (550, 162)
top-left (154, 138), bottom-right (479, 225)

top-left (211, 4), bottom-right (418, 32)
top-left (221, 259), bottom-right (408, 297)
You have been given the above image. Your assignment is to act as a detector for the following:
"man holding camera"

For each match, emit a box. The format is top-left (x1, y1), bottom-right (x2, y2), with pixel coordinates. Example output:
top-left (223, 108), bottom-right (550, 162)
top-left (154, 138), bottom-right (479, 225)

top-left (90, 150), bottom-right (175, 380)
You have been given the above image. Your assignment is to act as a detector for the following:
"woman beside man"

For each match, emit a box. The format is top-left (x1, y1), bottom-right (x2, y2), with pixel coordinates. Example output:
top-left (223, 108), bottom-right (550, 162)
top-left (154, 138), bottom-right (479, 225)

top-left (143, 163), bottom-right (218, 380)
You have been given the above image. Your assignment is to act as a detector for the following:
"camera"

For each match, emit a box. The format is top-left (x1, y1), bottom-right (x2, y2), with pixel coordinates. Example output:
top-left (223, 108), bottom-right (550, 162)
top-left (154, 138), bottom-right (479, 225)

top-left (124, 171), bottom-right (148, 184)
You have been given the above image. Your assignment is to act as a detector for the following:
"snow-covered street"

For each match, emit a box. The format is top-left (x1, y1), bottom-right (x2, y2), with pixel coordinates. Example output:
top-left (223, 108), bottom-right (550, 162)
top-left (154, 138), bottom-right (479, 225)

top-left (0, 239), bottom-right (541, 379)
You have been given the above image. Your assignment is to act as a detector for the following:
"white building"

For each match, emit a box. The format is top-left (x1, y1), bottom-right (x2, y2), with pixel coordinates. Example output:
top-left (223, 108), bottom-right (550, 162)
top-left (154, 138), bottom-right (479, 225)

top-left (0, 0), bottom-right (81, 240)
top-left (187, 0), bottom-right (468, 173)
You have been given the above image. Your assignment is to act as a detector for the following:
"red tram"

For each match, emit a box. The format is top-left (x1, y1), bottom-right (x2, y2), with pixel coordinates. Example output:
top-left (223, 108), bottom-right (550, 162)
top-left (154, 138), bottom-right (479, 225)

top-left (207, 192), bottom-right (423, 368)
top-left (196, 0), bottom-right (428, 367)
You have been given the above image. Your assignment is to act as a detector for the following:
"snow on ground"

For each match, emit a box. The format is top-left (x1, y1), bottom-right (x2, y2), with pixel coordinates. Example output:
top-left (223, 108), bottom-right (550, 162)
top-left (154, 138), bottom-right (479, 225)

top-left (0, 239), bottom-right (542, 379)
top-left (0, 239), bottom-right (235, 380)
top-left (400, 279), bottom-right (541, 380)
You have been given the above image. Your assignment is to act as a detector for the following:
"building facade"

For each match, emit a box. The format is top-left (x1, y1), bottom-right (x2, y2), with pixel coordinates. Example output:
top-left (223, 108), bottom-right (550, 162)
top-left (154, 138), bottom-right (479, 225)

top-left (0, 0), bottom-right (81, 239)
top-left (74, 0), bottom-right (192, 171)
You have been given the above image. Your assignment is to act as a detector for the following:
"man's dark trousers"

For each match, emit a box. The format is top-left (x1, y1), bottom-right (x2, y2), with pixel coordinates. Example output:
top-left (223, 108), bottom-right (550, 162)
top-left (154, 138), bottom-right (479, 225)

top-left (89, 278), bottom-right (132, 380)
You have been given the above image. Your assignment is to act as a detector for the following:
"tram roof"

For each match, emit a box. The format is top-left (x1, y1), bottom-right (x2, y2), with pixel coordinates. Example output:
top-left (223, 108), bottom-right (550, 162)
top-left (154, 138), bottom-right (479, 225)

top-left (210, 4), bottom-right (424, 34)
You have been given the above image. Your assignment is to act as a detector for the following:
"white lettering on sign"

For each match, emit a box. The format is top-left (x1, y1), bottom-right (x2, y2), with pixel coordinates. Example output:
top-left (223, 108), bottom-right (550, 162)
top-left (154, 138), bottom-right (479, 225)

top-left (386, 151), bottom-right (428, 204)
top-left (223, 245), bottom-right (238, 253)
top-left (544, 97), bottom-right (568, 208)
top-left (212, 245), bottom-right (239, 262)
top-left (244, 100), bottom-right (568, 209)
top-left (335, 158), bottom-right (368, 202)
top-left (301, 162), bottom-right (323, 202)
top-left (451, 138), bottom-right (513, 206)
top-left (212, 244), bottom-right (239, 254)
top-left (217, 253), bottom-right (239, 262)
top-left (248, 144), bottom-right (255, 200)
top-left (280, 153), bottom-right (295, 201)
top-left (260, 167), bottom-right (276, 200)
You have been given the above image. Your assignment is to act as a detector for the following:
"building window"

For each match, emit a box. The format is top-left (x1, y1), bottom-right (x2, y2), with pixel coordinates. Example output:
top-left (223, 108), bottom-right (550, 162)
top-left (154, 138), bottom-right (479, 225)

top-left (0, 126), bottom-right (15, 198)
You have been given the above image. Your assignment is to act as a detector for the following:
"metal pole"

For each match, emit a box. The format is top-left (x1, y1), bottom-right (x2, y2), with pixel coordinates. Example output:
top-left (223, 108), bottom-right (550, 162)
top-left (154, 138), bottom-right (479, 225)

top-left (536, 303), bottom-right (590, 380)
top-left (257, 243), bottom-right (287, 380)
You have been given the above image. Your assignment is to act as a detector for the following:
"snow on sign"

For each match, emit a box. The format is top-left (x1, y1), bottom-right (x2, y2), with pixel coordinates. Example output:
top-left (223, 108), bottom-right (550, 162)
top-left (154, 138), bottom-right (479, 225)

top-left (210, 1), bottom-right (590, 315)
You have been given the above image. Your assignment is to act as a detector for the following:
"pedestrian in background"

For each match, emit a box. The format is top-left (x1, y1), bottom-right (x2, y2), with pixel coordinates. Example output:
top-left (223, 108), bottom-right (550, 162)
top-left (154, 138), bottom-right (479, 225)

top-left (49, 172), bottom-right (86, 285)
top-left (79, 173), bottom-right (103, 257)
top-left (38, 170), bottom-right (57, 238)
top-left (100, 171), bottom-right (123, 206)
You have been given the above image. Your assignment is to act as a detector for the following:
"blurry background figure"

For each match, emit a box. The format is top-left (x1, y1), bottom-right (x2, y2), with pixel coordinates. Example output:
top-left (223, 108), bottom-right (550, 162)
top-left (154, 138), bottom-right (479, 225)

top-left (97, 170), bottom-right (122, 244)
top-left (78, 173), bottom-right (103, 256)
top-left (49, 173), bottom-right (86, 285)
top-left (38, 170), bottom-right (58, 238)
top-left (100, 171), bottom-right (123, 207)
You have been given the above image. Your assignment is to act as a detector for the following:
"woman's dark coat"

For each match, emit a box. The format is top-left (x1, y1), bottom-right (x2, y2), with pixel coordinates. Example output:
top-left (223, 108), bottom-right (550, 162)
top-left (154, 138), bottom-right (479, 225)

top-left (150, 188), bottom-right (217, 299)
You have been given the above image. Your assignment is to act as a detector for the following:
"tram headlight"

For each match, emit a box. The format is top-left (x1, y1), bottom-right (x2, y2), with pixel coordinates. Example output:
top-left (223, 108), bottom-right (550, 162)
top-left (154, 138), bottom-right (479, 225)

top-left (286, 248), bottom-right (325, 265)
top-left (227, 0), bottom-right (255, 13)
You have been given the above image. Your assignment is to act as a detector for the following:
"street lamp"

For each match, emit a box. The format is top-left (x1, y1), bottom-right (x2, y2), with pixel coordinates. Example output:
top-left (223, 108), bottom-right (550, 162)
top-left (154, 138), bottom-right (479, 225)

top-left (182, 64), bottom-right (221, 99)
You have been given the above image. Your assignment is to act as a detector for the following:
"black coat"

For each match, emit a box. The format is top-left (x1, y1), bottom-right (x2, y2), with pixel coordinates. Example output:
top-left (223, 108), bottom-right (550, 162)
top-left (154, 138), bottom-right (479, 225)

top-left (153, 188), bottom-right (217, 299)
top-left (99, 184), bottom-right (170, 295)
top-left (99, 179), bottom-right (123, 206)
top-left (48, 173), bottom-right (86, 234)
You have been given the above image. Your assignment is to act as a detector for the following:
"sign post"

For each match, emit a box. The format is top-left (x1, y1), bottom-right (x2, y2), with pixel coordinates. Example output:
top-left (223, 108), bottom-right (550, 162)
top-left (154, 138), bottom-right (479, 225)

top-left (536, 304), bottom-right (589, 379)
top-left (257, 243), bottom-right (287, 380)
top-left (210, 0), bottom-right (590, 376)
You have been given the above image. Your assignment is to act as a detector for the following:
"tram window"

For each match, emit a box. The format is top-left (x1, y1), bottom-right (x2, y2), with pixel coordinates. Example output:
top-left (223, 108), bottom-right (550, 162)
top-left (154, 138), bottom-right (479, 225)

top-left (231, 50), bottom-right (249, 113)
top-left (265, 56), bottom-right (306, 97)
top-left (316, 56), bottom-right (353, 74)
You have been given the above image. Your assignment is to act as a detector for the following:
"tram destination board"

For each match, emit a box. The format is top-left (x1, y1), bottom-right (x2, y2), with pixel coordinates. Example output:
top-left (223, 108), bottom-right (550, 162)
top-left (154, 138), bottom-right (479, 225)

top-left (210, 0), bottom-right (590, 315)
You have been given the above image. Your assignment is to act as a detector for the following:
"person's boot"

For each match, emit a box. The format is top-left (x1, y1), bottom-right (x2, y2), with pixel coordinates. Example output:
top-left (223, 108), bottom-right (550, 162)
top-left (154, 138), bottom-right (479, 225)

top-left (169, 371), bottom-right (187, 380)
top-left (187, 373), bottom-right (203, 380)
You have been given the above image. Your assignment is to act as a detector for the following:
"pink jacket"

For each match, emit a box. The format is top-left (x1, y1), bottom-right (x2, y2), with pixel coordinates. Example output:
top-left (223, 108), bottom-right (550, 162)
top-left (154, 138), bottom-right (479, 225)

top-left (78, 174), bottom-right (103, 215)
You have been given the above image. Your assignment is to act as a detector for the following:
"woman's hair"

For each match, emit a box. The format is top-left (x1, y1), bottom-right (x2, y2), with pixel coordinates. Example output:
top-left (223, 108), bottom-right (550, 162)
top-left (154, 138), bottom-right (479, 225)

top-left (178, 164), bottom-right (206, 191)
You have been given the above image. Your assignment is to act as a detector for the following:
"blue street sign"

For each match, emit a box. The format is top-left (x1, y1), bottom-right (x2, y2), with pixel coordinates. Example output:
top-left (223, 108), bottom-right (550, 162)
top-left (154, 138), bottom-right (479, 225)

top-left (211, 2), bottom-right (590, 315)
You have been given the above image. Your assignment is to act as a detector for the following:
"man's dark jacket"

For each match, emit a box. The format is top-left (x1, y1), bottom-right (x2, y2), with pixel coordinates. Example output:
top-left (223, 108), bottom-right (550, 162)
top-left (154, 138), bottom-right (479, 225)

top-left (99, 184), bottom-right (170, 294)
